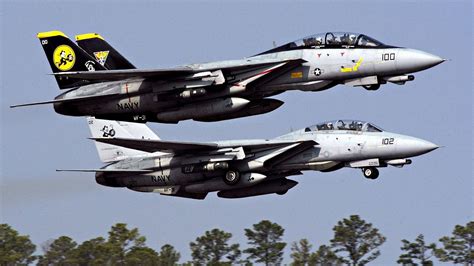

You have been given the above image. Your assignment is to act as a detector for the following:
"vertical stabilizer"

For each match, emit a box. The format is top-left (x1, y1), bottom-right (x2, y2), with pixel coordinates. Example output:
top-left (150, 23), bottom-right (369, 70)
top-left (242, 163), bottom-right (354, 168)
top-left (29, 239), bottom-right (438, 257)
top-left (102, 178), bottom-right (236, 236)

top-left (87, 117), bottom-right (161, 162)
top-left (75, 33), bottom-right (136, 70)
top-left (37, 31), bottom-right (106, 89)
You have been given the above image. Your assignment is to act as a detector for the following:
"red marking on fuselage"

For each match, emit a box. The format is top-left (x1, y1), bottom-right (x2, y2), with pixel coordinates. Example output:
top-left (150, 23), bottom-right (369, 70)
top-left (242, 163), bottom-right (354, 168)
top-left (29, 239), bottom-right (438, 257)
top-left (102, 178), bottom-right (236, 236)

top-left (341, 52), bottom-right (345, 56)
top-left (317, 53), bottom-right (321, 58)
top-left (236, 67), bottom-right (275, 86)
top-left (258, 68), bottom-right (274, 76)
top-left (125, 83), bottom-right (131, 103)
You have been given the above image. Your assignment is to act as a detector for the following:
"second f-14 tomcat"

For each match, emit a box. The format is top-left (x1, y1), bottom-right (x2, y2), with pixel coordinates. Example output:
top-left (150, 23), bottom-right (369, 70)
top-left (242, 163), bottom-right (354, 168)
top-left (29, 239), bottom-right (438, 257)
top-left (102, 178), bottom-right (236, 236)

top-left (58, 118), bottom-right (438, 199)
top-left (13, 31), bottom-right (444, 123)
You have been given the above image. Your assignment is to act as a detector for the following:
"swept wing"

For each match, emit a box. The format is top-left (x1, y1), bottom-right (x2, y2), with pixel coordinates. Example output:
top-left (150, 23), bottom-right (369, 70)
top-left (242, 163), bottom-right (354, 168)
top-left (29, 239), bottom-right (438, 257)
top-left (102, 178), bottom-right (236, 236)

top-left (53, 59), bottom-right (305, 82)
top-left (91, 137), bottom-right (317, 156)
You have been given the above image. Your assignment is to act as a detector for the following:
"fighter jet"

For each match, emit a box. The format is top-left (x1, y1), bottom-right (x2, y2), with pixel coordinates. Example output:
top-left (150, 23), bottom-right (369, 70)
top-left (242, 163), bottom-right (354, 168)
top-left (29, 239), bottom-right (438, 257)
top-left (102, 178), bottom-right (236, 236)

top-left (58, 117), bottom-right (439, 199)
top-left (12, 31), bottom-right (444, 123)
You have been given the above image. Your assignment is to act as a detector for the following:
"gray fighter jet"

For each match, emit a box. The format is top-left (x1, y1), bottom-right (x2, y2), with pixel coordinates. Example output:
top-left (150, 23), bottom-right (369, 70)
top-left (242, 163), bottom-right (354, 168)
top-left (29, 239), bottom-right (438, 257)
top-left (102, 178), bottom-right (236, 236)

top-left (58, 117), bottom-right (438, 199)
top-left (12, 31), bottom-right (444, 123)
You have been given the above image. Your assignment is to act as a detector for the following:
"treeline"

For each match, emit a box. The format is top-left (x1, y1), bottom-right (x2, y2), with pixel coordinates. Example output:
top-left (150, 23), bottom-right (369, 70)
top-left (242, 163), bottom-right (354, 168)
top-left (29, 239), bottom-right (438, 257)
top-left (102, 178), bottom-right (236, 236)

top-left (1, 215), bottom-right (472, 265)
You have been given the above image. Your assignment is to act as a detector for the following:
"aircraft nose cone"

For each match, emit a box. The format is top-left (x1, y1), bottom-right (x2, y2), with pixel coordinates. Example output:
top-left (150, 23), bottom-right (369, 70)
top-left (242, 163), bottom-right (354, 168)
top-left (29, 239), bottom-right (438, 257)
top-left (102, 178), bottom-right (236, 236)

top-left (415, 140), bottom-right (439, 154)
top-left (398, 49), bottom-right (445, 73)
top-left (398, 136), bottom-right (439, 157)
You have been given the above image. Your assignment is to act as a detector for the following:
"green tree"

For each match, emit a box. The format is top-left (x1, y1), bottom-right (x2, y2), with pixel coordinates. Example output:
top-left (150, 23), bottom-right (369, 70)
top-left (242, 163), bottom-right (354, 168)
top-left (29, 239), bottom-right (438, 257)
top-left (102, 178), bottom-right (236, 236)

top-left (435, 221), bottom-right (474, 265)
top-left (397, 234), bottom-right (436, 265)
top-left (107, 223), bottom-right (147, 265)
top-left (69, 237), bottom-right (113, 265)
top-left (309, 244), bottom-right (342, 265)
top-left (158, 244), bottom-right (181, 265)
top-left (0, 224), bottom-right (37, 265)
top-left (290, 239), bottom-right (312, 265)
top-left (37, 236), bottom-right (77, 265)
top-left (124, 246), bottom-right (160, 266)
top-left (330, 215), bottom-right (386, 265)
top-left (190, 228), bottom-right (240, 265)
top-left (244, 220), bottom-right (286, 266)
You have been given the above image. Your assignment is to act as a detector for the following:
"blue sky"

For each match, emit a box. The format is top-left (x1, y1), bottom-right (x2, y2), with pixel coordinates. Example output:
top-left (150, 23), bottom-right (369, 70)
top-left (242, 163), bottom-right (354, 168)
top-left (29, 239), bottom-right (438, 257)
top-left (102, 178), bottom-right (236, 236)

top-left (1, 0), bottom-right (472, 264)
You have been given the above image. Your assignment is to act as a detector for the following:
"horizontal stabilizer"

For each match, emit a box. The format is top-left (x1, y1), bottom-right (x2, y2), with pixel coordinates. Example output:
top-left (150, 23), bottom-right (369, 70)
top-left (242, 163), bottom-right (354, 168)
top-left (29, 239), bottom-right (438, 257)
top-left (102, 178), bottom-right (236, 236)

top-left (90, 137), bottom-right (218, 153)
top-left (56, 169), bottom-right (153, 173)
top-left (10, 93), bottom-right (120, 108)
top-left (10, 99), bottom-right (69, 108)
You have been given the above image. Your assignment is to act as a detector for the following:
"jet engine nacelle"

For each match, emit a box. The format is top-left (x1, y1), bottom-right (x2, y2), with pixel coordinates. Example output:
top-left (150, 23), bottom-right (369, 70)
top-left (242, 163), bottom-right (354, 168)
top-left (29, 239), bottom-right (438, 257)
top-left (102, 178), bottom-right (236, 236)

top-left (217, 178), bottom-right (298, 199)
top-left (184, 173), bottom-right (267, 193)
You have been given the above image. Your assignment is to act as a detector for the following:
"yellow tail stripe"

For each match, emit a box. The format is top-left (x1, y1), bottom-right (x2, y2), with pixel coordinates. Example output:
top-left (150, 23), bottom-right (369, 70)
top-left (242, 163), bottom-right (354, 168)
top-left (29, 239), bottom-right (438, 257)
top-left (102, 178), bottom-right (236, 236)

top-left (75, 33), bottom-right (104, 41)
top-left (37, 30), bottom-right (68, 39)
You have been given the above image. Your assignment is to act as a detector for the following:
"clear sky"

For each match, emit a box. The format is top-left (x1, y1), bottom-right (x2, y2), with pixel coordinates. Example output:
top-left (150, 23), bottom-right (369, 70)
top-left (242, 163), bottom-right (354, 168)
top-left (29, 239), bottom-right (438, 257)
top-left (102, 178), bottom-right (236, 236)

top-left (1, 0), bottom-right (472, 264)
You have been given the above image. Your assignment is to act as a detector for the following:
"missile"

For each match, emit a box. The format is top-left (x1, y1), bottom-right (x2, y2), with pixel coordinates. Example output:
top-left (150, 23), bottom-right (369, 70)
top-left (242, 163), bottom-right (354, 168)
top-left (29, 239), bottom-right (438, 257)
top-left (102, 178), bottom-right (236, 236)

top-left (156, 97), bottom-right (249, 123)
top-left (195, 99), bottom-right (284, 122)
top-left (217, 178), bottom-right (298, 199)
top-left (383, 75), bottom-right (415, 85)
top-left (385, 158), bottom-right (412, 167)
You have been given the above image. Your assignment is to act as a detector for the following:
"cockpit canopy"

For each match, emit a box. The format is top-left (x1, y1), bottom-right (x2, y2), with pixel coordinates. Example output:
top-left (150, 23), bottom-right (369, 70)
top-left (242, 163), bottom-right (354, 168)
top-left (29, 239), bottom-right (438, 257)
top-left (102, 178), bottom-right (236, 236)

top-left (305, 120), bottom-right (384, 132)
top-left (259, 32), bottom-right (388, 55)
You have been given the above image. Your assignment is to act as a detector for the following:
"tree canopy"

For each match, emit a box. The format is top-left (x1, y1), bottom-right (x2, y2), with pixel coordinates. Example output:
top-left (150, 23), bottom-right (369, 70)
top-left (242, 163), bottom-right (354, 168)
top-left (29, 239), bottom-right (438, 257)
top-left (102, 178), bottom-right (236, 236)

top-left (435, 221), bottom-right (474, 265)
top-left (397, 234), bottom-right (436, 265)
top-left (0, 224), bottom-right (37, 265)
top-left (244, 220), bottom-right (286, 265)
top-left (330, 215), bottom-right (386, 265)
top-left (190, 228), bottom-right (240, 265)
top-left (310, 244), bottom-right (342, 265)
top-left (290, 238), bottom-right (312, 265)
top-left (2, 218), bottom-right (472, 265)
top-left (37, 236), bottom-right (77, 266)
top-left (158, 244), bottom-right (181, 265)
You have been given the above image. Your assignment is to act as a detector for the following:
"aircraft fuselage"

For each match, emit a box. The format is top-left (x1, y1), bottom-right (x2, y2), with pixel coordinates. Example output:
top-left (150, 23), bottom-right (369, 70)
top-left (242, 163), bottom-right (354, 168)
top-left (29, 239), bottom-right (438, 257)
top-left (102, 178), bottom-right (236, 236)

top-left (54, 46), bottom-right (443, 123)
top-left (96, 128), bottom-right (438, 194)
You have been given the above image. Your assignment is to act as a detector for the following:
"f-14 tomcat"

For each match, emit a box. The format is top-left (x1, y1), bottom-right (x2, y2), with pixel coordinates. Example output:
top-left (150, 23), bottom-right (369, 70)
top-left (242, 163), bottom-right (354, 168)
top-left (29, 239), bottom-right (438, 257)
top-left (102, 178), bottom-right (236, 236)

top-left (12, 31), bottom-right (444, 123)
top-left (58, 118), bottom-right (438, 199)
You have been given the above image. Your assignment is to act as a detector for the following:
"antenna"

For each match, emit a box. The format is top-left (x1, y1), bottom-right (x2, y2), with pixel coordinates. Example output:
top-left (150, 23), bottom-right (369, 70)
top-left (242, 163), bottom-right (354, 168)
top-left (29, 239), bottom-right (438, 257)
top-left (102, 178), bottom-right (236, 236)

top-left (272, 41), bottom-right (277, 48)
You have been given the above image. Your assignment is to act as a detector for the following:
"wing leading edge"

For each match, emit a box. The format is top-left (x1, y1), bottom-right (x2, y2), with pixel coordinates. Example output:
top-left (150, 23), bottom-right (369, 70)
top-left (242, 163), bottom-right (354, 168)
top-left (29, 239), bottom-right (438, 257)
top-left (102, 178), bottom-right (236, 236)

top-left (52, 59), bottom-right (306, 82)
top-left (90, 137), bottom-right (219, 153)
top-left (91, 137), bottom-right (317, 155)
